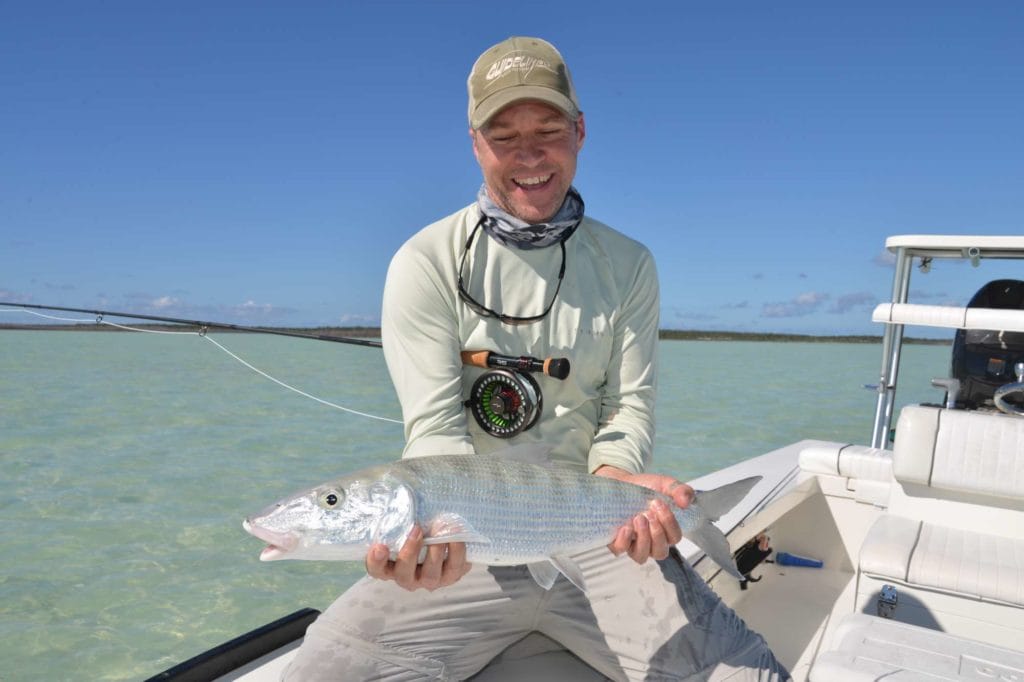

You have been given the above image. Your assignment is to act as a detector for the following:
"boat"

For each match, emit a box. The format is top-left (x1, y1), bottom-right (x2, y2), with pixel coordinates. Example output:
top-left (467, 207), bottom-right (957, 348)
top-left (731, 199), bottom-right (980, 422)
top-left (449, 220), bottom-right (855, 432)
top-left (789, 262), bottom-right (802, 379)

top-left (147, 234), bottom-right (1024, 681)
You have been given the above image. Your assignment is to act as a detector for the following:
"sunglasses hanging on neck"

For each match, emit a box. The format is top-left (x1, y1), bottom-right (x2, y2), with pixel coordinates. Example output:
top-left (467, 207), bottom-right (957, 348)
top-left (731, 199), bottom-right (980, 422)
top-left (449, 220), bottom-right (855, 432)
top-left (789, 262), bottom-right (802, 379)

top-left (457, 215), bottom-right (570, 326)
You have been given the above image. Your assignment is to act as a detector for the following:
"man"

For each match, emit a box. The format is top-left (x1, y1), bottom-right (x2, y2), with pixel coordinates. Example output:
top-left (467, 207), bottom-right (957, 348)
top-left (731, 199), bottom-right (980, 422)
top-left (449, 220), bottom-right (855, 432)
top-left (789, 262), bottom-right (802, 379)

top-left (285, 36), bottom-right (787, 681)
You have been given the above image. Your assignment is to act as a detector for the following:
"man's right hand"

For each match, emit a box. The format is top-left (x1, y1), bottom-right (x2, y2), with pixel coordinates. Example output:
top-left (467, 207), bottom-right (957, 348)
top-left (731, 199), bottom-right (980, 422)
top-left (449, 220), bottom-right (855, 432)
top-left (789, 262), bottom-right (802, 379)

top-left (365, 525), bottom-right (472, 591)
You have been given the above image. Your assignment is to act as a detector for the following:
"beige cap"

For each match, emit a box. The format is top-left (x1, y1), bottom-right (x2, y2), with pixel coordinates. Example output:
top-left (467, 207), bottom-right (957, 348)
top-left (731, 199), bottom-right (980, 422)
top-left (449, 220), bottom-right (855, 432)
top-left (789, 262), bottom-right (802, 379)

top-left (467, 36), bottom-right (580, 129)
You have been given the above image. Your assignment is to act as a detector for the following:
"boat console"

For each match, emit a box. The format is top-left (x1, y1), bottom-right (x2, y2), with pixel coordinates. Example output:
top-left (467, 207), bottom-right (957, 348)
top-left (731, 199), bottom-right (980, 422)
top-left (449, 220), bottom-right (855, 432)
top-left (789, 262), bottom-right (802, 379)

top-left (952, 279), bottom-right (1024, 410)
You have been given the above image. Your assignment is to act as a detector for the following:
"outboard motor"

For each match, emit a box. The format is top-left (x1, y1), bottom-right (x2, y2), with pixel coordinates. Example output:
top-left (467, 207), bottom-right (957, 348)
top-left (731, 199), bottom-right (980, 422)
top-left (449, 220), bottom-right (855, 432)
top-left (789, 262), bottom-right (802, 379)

top-left (950, 279), bottom-right (1024, 410)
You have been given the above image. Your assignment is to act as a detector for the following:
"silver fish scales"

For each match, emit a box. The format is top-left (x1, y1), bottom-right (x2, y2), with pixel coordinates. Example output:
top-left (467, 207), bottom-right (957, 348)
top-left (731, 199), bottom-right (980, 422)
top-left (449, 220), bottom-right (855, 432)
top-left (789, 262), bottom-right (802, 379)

top-left (399, 455), bottom-right (662, 563)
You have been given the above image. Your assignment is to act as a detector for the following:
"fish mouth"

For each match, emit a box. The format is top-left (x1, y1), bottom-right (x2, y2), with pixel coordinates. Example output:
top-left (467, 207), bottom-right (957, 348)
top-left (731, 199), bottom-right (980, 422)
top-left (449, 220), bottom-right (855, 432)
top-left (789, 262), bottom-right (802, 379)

top-left (243, 519), bottom-right (298, 561)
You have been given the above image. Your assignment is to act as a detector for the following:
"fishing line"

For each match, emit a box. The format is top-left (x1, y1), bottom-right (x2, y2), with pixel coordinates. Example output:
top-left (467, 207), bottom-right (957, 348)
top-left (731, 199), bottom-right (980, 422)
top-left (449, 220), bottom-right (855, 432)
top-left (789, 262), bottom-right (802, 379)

top-left (1, 308), bottom-right (199, 334)
top-left (1, 306), bottom-right (402, 424)
top-left (1, 301), bottom-right (383, 348)
top-left (201, 335), bottom-right (401, 424)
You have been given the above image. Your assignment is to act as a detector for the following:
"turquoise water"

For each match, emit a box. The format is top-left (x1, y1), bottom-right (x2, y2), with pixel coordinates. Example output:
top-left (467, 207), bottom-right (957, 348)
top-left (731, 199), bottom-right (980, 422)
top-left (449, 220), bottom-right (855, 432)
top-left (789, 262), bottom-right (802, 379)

top-left (0, 331), bottom-right (951, 681)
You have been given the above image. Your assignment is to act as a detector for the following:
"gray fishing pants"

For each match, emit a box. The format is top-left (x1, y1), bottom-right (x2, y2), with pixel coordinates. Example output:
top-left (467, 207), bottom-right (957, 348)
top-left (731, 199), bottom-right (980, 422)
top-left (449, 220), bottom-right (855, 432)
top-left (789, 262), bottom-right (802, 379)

top-left (283, 547), bottom-right (789, 681)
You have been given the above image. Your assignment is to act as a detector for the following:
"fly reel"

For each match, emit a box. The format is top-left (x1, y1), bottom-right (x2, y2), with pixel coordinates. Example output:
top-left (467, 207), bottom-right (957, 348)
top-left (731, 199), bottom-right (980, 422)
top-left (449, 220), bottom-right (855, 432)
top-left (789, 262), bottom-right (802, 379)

top-left (461, 350), bottom-right (570, 439)
top-left (466, 369), bottom-right (542, 438)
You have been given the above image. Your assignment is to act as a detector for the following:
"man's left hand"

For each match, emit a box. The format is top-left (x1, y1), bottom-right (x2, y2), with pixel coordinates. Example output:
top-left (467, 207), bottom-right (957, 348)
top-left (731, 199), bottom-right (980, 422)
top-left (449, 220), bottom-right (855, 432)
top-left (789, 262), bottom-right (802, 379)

top-left (594, 466), bottom-right (695, 564)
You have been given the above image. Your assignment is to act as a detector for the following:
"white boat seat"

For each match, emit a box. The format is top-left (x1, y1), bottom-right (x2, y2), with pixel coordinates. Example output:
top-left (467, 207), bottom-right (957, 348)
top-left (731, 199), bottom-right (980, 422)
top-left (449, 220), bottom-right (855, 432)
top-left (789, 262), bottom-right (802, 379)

top-left (858, 405), bottom-right (1024, 606)
top-left (799, 443), bottom-right (893, 482)
top-left (859, 515), bottom-right (1024, 606)
top-left (893, 405), bottom-right (1024, 501)
top-left (799, 442), bottom-right (893, 505)
top-left (809, 612), bottom-right (1024, 681)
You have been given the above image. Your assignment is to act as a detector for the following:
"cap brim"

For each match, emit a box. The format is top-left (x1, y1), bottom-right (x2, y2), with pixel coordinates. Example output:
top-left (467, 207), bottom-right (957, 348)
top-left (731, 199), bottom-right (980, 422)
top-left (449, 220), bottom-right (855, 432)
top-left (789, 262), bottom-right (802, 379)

top-left (470, 85), bottom-right (578, 129)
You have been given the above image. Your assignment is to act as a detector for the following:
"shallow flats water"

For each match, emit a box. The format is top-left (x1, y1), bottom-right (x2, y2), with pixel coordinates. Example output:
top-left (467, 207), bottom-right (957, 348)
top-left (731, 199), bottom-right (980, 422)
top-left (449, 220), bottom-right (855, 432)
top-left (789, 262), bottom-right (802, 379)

top-left (0, 330), bottom-right (949, 681)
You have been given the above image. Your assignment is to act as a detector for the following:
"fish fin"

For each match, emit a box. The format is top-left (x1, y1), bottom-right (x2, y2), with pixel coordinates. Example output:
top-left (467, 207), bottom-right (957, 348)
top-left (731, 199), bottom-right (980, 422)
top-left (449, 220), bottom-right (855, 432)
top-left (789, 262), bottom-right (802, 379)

top-left (489, 443), bottom-right (556, 467)
top-left (527, 561), bottom-right (560, 590)
top-left (688, 522), bottom-right (745, 580)
top-left (372, 484), bottom-right (417, 550)
top-left (422, 512), bottom-right (491, 546)
top-left (694, 476), bottom-right (762, 521)
top-left (548, 554), bottom-right (588, 592)
top-left (422, 531), bottom-right (491, 545)
top-left (525, 556), bottom-right (588, 592)
top-left (683, 477), bottom-right (761, 579)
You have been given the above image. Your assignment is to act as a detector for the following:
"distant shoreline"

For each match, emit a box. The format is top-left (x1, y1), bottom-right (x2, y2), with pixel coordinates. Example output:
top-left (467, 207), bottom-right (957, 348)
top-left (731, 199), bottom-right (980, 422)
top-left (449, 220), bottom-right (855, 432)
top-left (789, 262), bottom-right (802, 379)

top-left (0, 323), bottom-right (951, 345)
top-left (659, 329), bottom-right (949, 345)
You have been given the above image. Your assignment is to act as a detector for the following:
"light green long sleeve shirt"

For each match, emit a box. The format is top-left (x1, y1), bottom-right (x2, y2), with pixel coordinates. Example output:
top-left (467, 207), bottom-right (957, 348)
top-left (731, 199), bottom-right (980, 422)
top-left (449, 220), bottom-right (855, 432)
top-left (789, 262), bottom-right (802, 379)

top-left (381, 204), bottom-right (659, 474)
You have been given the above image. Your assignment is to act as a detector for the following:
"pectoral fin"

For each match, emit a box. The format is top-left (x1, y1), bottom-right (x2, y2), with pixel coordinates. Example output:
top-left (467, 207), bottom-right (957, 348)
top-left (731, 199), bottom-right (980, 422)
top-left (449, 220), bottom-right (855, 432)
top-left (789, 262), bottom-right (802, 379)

top-left (422, 512), bottom-right (491, 546)
top-left (526, 556), bottom-right (587, 592)
top-left (422, 531), bottom-right (491, 545)
top-left (549, 554), bottom-right (588, 592)
top-left (527, 561), bottom-right (560, 590)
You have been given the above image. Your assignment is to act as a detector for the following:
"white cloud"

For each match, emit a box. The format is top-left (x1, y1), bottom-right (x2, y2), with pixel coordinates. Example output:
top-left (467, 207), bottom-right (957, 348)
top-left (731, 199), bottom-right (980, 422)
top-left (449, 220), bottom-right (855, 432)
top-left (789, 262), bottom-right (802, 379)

top-left (337, 313), bottom-right (378, 326)
top-left (795, 292), bottom-right (826, 305)
top-left (234, 300), bottom-right (273, 313)
top-left (0, 289), bottom-right (23, 301)
top-left (228, 300), bottom-right (295, 320)
top-left (829, 291), bottom-right (876, 314)
top-left (873, 250), bottom-right (897, 267)
top-left (678, 312), bottom-right (718, 322)
top-left (762, 291), bottom-right (830, 318)
top-left (151, 296), bottom-right (179, 309)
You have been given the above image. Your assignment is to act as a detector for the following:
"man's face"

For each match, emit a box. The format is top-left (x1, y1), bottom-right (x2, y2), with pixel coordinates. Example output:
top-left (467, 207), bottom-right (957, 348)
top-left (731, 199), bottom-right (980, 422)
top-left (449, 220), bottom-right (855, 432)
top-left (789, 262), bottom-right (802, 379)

top-left (471, 101), bottom-right (585, 224)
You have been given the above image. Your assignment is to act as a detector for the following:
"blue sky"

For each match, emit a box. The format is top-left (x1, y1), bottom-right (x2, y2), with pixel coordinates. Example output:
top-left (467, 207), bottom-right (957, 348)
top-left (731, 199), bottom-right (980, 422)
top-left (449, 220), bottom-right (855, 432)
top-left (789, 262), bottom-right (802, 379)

top-left (2, 1), bottom-right (1022, 336)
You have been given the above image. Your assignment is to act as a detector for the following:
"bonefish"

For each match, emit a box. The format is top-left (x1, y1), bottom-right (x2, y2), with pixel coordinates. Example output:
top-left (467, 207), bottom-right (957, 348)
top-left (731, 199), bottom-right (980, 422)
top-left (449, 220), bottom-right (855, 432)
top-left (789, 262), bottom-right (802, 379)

top-left (244, 447), bottom-right (760, 592)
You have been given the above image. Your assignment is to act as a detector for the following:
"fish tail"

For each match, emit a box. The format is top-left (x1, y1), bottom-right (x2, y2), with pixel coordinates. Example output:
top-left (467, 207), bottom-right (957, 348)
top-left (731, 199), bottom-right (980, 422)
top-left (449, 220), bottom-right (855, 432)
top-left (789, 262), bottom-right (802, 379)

top-left (694, 476), bottom-right (761, 521)
top-left (681, 476), bottom-right (762, 580)
top-left (686, 520), bottom-right (744, 579)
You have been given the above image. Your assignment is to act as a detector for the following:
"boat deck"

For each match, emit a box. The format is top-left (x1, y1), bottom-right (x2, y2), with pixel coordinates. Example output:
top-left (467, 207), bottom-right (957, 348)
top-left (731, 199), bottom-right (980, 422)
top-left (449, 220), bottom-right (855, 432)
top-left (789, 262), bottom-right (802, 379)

top-left (731, 564), bottom-right (855, 680)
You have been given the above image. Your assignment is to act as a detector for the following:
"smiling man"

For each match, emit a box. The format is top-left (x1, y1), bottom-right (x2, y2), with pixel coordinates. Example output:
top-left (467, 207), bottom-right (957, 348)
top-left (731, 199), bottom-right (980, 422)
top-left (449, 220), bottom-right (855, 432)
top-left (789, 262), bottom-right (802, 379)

top-left (284, 37), bottom-right (788, 681)
top-left (472, 101), bottom-right (583, 224)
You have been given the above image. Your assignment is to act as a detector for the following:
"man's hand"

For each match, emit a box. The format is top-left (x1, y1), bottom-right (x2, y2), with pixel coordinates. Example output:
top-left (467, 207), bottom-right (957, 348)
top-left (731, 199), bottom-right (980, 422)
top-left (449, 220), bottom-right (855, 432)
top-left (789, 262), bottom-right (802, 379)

top-left (365, 526), bottom-right (472, 591)
top-left (595, 466), bottom-right (695, 564)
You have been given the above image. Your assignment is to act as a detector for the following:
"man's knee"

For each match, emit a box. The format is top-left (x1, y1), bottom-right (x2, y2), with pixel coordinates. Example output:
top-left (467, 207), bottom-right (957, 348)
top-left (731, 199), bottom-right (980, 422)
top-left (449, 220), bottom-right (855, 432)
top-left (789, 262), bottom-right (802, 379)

top-left (282, 617), bottom-right (451, 681)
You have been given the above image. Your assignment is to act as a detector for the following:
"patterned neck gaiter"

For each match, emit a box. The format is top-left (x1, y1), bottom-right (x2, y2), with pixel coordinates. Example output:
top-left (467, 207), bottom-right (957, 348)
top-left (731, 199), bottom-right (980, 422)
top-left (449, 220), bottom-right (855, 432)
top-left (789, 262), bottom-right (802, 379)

top-left (476, 184), bottom-right (584, 250)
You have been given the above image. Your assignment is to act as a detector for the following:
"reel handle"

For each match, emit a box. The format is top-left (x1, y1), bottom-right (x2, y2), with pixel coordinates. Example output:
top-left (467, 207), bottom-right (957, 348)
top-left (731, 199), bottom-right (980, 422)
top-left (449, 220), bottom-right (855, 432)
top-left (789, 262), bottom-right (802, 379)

top-left (461, 350), bottom-right (570, 380)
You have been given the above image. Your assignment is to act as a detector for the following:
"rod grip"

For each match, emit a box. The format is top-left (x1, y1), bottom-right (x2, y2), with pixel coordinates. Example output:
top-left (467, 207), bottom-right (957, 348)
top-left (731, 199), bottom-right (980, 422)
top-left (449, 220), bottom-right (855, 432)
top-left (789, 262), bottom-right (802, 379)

top-left (460, 350), bottom-right (491, 369)
top-left (542, 357), bottom-right (571, 380)
top-left (460, 350), bottom-right (570, 380)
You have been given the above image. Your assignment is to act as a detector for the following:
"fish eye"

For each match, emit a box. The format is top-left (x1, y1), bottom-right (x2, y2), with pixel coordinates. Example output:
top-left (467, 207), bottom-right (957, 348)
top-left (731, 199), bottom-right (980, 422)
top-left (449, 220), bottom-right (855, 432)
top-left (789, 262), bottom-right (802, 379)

top-left (320, 489), bottom-right (344, 509)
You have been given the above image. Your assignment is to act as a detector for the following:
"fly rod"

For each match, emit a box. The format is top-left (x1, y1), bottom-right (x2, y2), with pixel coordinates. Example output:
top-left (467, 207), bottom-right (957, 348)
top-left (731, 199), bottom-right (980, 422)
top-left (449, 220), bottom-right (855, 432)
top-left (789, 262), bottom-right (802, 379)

top-left (0, 302), bottom-right (382, 348)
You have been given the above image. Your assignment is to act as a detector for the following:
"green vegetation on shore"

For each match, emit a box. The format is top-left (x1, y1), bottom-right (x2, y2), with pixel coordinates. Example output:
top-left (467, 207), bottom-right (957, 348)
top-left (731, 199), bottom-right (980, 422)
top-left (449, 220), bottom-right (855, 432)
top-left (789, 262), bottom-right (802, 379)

top-left (0, 323), bottom-right (951, 344)
top-left (659, 329), bottom-right (949, 345)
